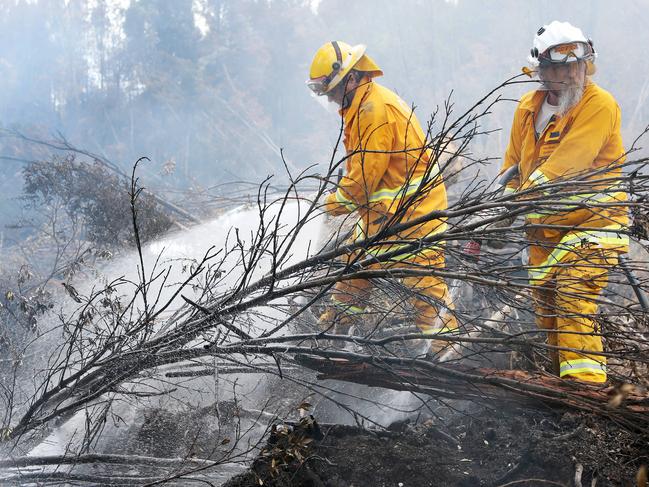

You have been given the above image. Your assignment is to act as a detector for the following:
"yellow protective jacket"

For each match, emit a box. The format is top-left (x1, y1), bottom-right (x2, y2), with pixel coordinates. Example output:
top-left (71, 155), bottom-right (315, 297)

top-left (502, 82), bottom-right (629, 284)
top-left (324, 80), bottom-right (448, 258)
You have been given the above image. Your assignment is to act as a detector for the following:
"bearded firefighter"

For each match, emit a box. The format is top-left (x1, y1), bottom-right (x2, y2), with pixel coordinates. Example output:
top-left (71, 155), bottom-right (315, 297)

top-left (501, 21), bottom-right (629, 382)
top-left (306, 41), bottom-right (456, 355)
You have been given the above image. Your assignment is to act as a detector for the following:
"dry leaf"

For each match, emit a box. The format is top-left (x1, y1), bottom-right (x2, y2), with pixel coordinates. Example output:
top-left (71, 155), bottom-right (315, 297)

top-left (620, 383), bottom-right (636, 395)
top-left (608, 393), bottom-right (623, 409)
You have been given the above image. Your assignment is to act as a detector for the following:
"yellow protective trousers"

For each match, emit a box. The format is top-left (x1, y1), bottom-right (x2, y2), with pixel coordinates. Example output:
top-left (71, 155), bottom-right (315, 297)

top-left (532, 247), bottom-right (617, 383)
top-left (322, 249), bottom-right (457, 347)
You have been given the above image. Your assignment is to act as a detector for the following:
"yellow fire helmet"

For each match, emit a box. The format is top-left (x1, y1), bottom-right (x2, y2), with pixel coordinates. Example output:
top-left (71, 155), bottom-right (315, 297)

top-left (307, 41), bottom-right (383, 96)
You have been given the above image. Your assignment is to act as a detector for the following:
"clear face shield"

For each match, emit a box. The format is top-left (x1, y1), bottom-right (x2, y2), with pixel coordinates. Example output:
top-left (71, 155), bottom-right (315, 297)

top-left (532, 42), bottom-right (593, 91)
top-left (537, 60), bottom-right (587, 91)
top-left (306, 74), bottom-right (341, 113)
top-left (307, 72), bottom-right (356, 112)
top-left (309, 91), bottom-right (339, 114)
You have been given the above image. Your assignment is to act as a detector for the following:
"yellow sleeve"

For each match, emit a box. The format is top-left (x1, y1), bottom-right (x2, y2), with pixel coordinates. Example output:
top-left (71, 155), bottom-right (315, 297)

top-left (324, 103), bottom-right (394, 215)
top-left (521, 97), bottom-right (619, 190)
top-left (501, 106), bottom-right (523, 193)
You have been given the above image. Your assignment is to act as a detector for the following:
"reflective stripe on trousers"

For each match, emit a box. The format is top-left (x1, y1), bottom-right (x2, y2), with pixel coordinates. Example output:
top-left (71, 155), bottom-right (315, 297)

top-left (528, 224), bottom-right (628, 285)
top-left (526, 189), bottom-right (626, 219)
top-left (532, 248), bottom-right (616, 384)
top-left (559, 358), bottom-right (606, 378)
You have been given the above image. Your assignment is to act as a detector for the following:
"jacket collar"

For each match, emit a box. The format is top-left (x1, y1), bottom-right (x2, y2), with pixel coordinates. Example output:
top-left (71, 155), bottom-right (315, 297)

top-left (519, 89), bottom-right (546, 113)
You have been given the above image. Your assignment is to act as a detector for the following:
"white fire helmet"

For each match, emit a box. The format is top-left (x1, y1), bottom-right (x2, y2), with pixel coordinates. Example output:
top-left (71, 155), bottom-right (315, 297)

top-left (528, 21), bottom-right (596, 74)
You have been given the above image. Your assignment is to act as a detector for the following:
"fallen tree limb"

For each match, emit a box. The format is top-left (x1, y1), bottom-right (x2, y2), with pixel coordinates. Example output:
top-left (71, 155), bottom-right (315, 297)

top-left (294, 354), bottom-right (649, 432)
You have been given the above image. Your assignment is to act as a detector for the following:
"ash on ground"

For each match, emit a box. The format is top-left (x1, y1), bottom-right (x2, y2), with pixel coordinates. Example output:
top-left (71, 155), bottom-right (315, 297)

top-left (223, 403), bottom-right (646, 487)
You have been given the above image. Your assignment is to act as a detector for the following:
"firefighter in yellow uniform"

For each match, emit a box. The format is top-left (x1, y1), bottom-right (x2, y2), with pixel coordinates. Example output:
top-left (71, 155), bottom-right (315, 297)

top-left (306, 41), bottom-right (456, 352)
top-left (501, 22), bottom-right (628, 382)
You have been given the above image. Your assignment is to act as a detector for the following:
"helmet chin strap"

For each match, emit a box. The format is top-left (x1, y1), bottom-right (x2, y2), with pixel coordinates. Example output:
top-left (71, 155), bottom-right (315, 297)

top-left (341, 75), bottom-right (355, 109)
top-left (341, 71), bottom-right (364, 109)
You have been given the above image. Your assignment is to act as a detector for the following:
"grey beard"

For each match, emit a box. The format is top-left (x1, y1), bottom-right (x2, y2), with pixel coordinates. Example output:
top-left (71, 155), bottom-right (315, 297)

top-left (557, 82), bottom-right (584, 116)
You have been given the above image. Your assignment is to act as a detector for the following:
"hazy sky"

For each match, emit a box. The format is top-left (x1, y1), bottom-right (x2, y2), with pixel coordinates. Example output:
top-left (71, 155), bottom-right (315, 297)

top-left (2, 0), bottom-right (649, 232)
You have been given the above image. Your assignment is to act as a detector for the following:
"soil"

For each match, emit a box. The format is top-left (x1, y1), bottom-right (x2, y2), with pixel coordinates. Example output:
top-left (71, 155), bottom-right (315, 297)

top-left (222, 404), bottom-right (648, 487)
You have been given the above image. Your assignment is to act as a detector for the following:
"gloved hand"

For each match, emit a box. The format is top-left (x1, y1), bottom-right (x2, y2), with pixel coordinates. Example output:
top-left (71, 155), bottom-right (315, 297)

top-left (465, 207), bottom-right (514, 230)
top-left (464, 207), bottom-right (516, 250)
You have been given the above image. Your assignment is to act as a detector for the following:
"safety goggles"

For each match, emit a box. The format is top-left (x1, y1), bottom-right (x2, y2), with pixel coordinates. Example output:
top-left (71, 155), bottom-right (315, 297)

top-left (538, 41), bottom-right (593, 65)
top-left (306, 75), bottom-right (332, 96)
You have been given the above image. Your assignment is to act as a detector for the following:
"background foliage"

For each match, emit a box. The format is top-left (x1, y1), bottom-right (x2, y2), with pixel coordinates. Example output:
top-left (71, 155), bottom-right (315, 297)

top-left (1, 0), bottom-right (648, 240)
